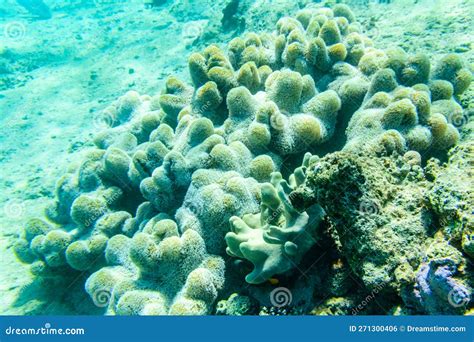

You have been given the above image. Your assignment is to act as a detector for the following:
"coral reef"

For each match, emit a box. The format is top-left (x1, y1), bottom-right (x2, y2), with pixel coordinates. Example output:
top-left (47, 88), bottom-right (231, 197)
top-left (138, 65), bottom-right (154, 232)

top-left (291, 151), bottom-right (430, 292)
top-left (85, 227), bottom-right (225, 315)
top-left (14, 3), bottom-right (473, 315)
top-left (426, 135), bottom-right (474, 257)
top-left (291, 150), bottom-right (473, 315)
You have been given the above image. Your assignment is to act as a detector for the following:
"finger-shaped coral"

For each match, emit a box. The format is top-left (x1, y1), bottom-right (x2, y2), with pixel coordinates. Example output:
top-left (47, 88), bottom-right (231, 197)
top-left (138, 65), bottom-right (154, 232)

top-left (16, 182), bottom-right (129, 276)
top-left (141, 116), bottom-right (225, 213)
top-left (175, 170), bottom-right (261, 255)
top-left (433, 54), bottom-right (472, 95)
top-left (344, 66), bottom-right (464, 155)
top-left (226, 155), bottom-right (324, 284)
top-left (85, 225), bottom-right (225, 315)
top-left (158, 77), bottom-right (194, 128)
top-left (65, 234), bottom-right (108, 271)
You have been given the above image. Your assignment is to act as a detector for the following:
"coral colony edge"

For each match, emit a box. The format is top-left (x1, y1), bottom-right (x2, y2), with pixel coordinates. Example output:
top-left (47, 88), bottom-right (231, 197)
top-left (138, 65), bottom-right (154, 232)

top-left (13, 4), bottom-right (473, 316)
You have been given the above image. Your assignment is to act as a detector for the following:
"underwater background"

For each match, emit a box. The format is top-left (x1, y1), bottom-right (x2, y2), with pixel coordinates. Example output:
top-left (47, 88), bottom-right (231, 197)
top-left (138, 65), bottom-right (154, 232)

top-left (0, 0), bottom-right (472, 315)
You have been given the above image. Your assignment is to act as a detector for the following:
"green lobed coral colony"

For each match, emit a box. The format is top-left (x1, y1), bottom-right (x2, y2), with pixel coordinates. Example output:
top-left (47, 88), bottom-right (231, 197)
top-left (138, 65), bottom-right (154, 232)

top-left (14, 4), bottom-right (473, 315)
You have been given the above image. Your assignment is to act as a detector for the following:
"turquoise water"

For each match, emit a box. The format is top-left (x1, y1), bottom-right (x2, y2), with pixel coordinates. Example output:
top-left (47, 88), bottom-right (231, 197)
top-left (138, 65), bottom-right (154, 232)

top-left (0, 0), bottom-right (472, 316)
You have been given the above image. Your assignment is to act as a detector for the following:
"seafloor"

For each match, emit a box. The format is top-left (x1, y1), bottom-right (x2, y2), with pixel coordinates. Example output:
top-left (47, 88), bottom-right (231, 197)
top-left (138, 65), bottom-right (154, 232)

top-left (0, 0), bottom-right (473, 315)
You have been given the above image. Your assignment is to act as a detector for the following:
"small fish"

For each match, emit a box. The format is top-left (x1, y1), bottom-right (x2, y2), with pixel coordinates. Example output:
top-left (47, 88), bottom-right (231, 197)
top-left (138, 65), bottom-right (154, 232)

top-left (16, 0), bottom-right (51, 20)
